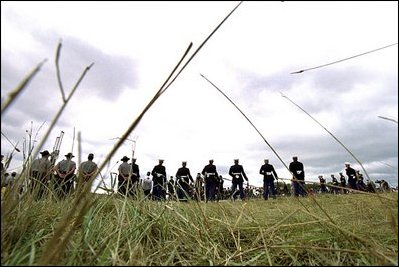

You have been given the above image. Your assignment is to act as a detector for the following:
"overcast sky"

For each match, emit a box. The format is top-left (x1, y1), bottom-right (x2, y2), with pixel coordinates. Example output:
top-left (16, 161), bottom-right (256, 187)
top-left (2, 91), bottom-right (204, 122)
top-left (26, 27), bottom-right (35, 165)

top-left (1, 1), bottom-right (398, 190)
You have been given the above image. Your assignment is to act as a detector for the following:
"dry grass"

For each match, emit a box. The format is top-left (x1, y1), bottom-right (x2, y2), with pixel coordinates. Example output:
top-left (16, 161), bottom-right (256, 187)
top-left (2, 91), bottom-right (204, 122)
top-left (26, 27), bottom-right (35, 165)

top-left (1, 192), bottom-right (397, 265)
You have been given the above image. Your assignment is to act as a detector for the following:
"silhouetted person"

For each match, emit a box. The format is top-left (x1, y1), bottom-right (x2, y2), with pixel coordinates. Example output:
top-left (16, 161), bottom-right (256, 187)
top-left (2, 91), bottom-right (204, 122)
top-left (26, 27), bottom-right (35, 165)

top-left (202, 159), bottom-right (219, 202)
top-left (319, 175), bottom-right (327, 193)
top-left (117, 156), bottom-right (130, 196)
top-left (345, 162), bottom-right (357, 191)
top-left (259, 159), bottom-right (278, 200)
top-left (55, 152), bottom-right (76, 198)
top-left (30, 150), bottom-right (52, 199)
top-left (229, 159), bottom-right (249, 201)
top-left (79, 153), bottom-right (98, 188)
top-left (289, 156), bottom-right (306, 197)
top-left (128, 158), bottom-right (140, 198)
top-left (152, 159), bottom-right (167, 200)
top-left (176, 161), bottom-right (193, 201)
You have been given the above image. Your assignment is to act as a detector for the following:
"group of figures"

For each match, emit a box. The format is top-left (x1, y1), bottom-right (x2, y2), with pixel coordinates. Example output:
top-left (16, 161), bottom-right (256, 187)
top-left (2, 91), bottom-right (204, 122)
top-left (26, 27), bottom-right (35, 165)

top-left (317, 163), bottom-right (391, 195)
top-left (0, 152), bottom-right (392, 201)
top-left (117, 157), bottom-right (250, 202)
top-left (116, 155), bottom-right (307, 201)
top-left (1, 151), bottom-right (98, 199)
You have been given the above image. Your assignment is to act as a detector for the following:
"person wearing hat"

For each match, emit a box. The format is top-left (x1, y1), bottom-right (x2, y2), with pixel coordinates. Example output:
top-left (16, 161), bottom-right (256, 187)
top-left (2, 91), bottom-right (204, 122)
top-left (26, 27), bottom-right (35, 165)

top-left (55, 152), bottom-right (77, 198)
top-left (151, 159), bottom-right (167, 200)
top-left (318, 175), bottom-right (328, 193)
top-left (78, 153), bottom-right (98, 188)
top-left (344, 162), bottom-right (357, 190)
top-left (176, 161), bottom-right (194, 201)
top-left (289, 156), bottom-right (306, 197)
top-left (229, 159), bottom-right (249, 201)
top-left (128, 158), bottom-right (140, 198)
top-left (30, 150), bottom-right (52, 199)
top-left (259, 159), bottom-right (279, 200)
top-left (202, 159), bottom-right (219, 202)
top-left (117, 156), bottom-right (131, 196)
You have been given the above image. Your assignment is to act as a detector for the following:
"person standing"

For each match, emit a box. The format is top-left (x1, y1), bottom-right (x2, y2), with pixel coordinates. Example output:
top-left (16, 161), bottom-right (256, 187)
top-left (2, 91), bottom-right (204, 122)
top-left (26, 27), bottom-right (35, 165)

top-left (229, 159), bottom-right (249, 201)
top-left (141, 171), bottom-right (153, 199)
top-left (55, 152), bottom-right (77, 198)
top-left (289, 156), bottom-right (306, 197)
top-left (176, 161), bottom-right (194, 201)
top-left (151, 159), bottom-right (167, 200)
top-left (259, 159), bottom-right (278, 200)
top-left (344, 162), bottom-right (357, 191)
top-left (78, 153), bottom-right (98, 189)
top-left (30, 150), bottom-right (52, 199)
top-left (202, 159), bottom-right (219, 202)
top-left (318, 175), bottom-right (328, 193)
top-left (117, 156), bottom-right (131, 196)
top-left (129, 158), bottom-right (140, 198)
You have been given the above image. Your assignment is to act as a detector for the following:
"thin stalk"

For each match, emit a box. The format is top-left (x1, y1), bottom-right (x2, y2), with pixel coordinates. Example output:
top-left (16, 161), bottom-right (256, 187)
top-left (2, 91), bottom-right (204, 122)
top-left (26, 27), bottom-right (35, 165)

top-left (377, 115), bottom-right (398, 124)
top-left (1, 131), bottom-right (21, 152)
top-left (291, 42), bottom-right (398, 74)
top-left (71, 126), bottom-right (76, 154)
top-left (200, 74), bottom-right (291, 174)
top-left (280, 92), bottom-right (398, 234)
top-left (77, 131), bottom-right (82, 169)
top-left (159, 1), bottom-right (243, 96)
top-left (94, 43), bottom-right (192, 183)
top-left (280, 92), bottom-right (371, 182)
top-left (31, 63), bottom-right (94, 163)
top-left (40, 42), bottom-right (193, 265)
top-left (55, 40), bottom-right (67, 102)
top-left (3, 60), bottom-right (93, 219)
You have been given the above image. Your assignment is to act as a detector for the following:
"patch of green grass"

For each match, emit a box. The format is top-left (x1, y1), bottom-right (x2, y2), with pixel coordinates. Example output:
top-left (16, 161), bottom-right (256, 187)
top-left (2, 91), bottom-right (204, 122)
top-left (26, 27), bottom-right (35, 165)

top-left (1, 192), bottom-right (397, 266)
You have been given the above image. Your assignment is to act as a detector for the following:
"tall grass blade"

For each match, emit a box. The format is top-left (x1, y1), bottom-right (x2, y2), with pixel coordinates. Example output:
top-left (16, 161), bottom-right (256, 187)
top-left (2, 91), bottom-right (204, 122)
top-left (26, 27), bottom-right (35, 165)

top-left (55, 40), bottom-right (67, 103)
top-left (159, 1), bottom-right (243, 96)
top-left (200, 74), bottom-right (290, 173)
top-left (280, 92), bottom-right (371, 181)
top-left (290, 42), bottom-right (398, 74)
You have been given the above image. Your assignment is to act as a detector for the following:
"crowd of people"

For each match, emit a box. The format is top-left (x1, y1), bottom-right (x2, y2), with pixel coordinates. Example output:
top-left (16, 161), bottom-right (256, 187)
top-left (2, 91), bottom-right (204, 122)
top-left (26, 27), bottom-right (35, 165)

top-left (0, 152), bottom-right (394, 201)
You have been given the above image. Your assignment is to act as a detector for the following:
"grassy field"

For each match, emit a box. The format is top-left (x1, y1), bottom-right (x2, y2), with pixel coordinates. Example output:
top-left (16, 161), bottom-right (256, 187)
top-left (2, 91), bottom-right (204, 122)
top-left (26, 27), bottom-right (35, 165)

top-left (2, 34), bottom-right (397, 266)
top-left (1, 191), bottom-right (397, 266)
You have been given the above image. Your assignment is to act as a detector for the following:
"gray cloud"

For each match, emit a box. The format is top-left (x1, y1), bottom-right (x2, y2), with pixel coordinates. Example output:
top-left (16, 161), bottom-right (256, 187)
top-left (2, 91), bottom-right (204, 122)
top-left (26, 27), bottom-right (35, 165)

top-left (33, 32), bottom-right (138, 99)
